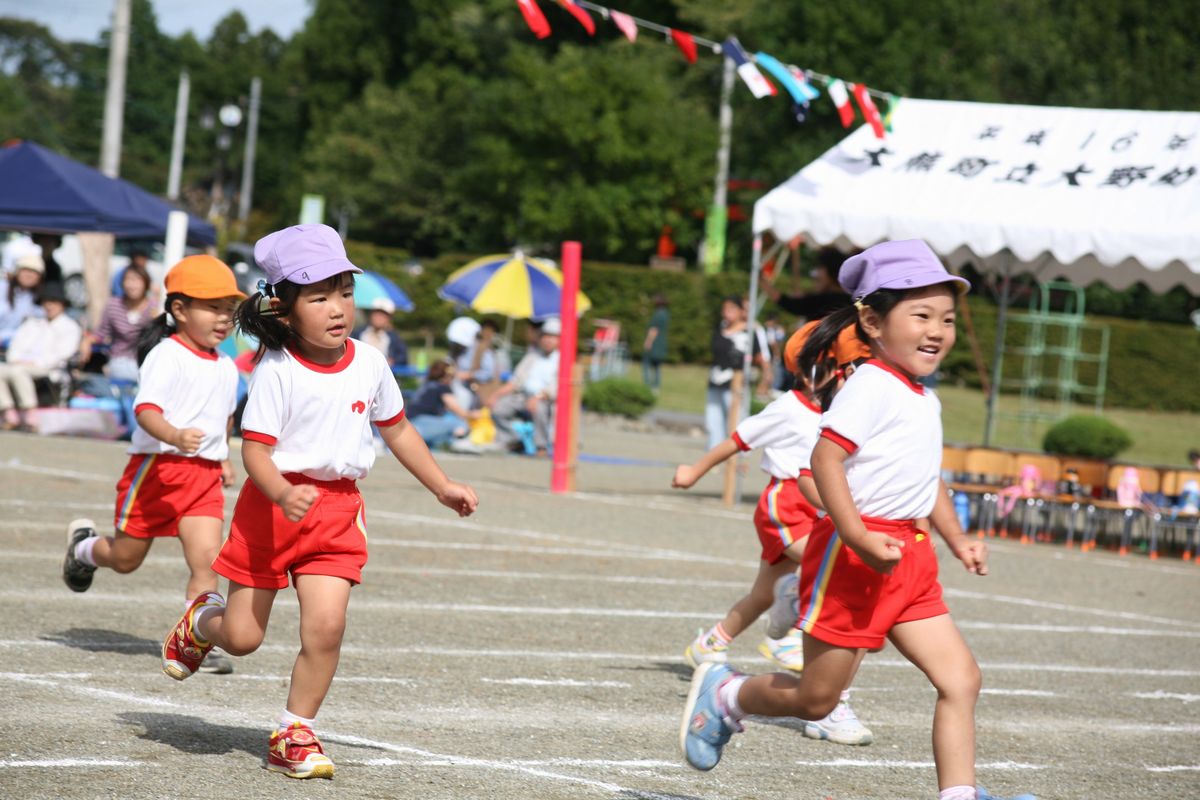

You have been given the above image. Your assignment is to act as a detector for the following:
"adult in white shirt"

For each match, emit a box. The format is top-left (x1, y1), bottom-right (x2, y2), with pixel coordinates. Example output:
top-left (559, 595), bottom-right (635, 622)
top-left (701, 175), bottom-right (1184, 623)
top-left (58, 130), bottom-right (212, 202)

top-left (488, 317), bottom-right (561, 454)
top-left (0, 282), bottom-right (81, 429)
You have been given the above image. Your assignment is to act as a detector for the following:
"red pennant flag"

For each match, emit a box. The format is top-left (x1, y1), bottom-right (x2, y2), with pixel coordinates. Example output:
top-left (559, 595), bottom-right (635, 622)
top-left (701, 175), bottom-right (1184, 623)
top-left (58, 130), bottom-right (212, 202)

top-left (827, 79), bottom-right (855, 128)
top-left (515, 0), bottom-right (551, 39)
top-left (558, 0), bottom-right (595, 35)
top-left (609, 10), bottom-right (637, 42)
top-left (670, 29), bottom-right (697, 64)
top-left (851, 83), bottom-right (886, 139)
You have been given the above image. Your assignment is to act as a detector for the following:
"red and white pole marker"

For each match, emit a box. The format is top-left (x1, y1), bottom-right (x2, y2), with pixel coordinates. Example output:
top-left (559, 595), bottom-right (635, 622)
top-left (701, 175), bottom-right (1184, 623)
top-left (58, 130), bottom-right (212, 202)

top-left (551, 241), bottom-right (581, 494)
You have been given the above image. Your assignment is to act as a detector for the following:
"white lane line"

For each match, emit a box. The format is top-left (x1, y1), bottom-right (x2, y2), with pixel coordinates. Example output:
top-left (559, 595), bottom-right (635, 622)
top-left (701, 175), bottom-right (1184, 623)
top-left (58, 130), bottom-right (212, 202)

top-left (345, 756), bottom-right (681, 769)
top-left (0, 671), bottom-right (691, 800)
top-left (945, 587), bottom-right (1200, 630)
top-left (1, 672), bottom-right (182, 707)
top-left (480, 678), bottom-right (631, 689)
top-left (0, 758), bottom-right (147, 768)
top-left (233, 674), bottom-right (417, 686)
top-left (980, 689), bottom-right (1058, 697)
top-left (957, 620), bottom-right (1200, 639)
top-left (790, 758), bottom-right (1045, 770)
top-left (0, 458), bottom-right (112, 483)
top-left (365, 564), bottom-right (748, 590)
top-left (1145, 765), bottom-right (1200, 773)
top-left (368, 538), bottom-right (745, 566)
top-left (0, 498), bottom-right (111, 511)
top-left (1130, 690), bottom-right (1200, 703)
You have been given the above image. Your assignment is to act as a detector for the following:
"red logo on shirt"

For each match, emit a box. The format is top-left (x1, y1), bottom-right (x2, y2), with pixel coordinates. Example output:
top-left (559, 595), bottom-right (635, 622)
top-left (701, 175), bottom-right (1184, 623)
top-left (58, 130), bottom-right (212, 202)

top-left (351, 400), bottom-right (366, 414)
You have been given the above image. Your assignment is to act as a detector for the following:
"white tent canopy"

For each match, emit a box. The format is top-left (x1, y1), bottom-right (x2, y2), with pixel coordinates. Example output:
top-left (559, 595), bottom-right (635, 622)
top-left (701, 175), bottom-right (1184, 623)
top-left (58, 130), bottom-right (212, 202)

top-left (753, 98), bottom-right (1200, 293)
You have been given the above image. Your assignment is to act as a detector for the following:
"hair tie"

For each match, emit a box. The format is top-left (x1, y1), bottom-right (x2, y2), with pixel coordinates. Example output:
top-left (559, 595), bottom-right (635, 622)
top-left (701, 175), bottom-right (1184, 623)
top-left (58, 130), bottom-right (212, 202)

top-left (256, 278), bottom-right (275, 298)
top-left (164, 311), bottom-right (176, 327)
top-left (853, 299), bottom-right (866, 311)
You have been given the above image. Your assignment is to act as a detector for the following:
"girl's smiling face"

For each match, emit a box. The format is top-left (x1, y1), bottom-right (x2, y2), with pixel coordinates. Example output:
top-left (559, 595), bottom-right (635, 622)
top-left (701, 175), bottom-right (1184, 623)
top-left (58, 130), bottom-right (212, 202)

top-left (174, 296), bottom-right (239, 351)
top-left (282, 273), bottom-right (356, 363)
top-left (859, 284), bottom-right (957, 380)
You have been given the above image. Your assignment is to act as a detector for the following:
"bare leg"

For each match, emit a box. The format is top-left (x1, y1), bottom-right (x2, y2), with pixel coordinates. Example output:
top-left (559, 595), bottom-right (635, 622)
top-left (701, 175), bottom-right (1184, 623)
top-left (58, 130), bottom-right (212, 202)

top-left (199, 581), bottom-right (277, 657)
top-left (91, 531), bottom-right (153, 574)
top-left (888, 614), bottom-right (981, 791)
top-left (285, 574), bottom-right (352, 719)
top-left (718, 558), bottom-right (797, 638)
top-left (737, 635), bottom-right (862, 719)
top-left (176, 516), bottom-right (223, 600)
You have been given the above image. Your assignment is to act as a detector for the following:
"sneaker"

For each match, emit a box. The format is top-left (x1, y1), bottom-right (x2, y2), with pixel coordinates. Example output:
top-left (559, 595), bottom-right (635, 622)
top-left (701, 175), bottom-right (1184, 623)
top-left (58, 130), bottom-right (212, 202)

top-left (62, 518), bottom-right (99, 593)
top-left (977, 789), bottom-right (1037, 800)
top-left (198, 647), bottom-right (234, 675)
top-left (679, 661), bottom-right (740, 771)
top-left (758, 632), bottom-right (805, 672)
top-left (765, 572), bottom-right (799, 639)
top-left (448, 437), bottom-right (482, 454)
top-left (803, 696), bottom-right (874, 746)
top-left (683, 629), bottom-right (728, 669)
top-left (267, 722), bottom-right (335, 779)
top-left (162, 591), bottom-right (224, 681)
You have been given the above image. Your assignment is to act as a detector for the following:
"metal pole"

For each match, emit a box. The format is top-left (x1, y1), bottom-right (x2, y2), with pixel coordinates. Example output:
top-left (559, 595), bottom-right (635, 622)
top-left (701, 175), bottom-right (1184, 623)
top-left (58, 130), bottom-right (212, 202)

top-left (166, 70), bottom-right (190, 200)
top-left (984, 253), bottom-right (1013, 446)
top-left (237, 76), bottom-right (262, 224)
top-left (702, 56), bottom-right (735, 274)
top-left (99, 0), bottom-right (131, 177)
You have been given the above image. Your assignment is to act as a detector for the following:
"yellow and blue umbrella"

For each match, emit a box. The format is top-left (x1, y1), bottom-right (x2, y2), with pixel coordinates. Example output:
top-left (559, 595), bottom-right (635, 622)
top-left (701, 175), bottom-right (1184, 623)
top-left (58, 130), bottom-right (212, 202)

top-left (354, 270), bottom-right (415, 313)
top-left (438, 252), bottom-right (590, 320)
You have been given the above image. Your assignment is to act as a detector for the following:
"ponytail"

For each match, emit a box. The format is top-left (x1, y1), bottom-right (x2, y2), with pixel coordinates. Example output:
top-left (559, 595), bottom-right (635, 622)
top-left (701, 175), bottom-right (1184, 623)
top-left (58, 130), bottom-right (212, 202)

top-left (137, 292), bottom-right (188, 365)
top-left (235, 279), bottom-right (302, 362)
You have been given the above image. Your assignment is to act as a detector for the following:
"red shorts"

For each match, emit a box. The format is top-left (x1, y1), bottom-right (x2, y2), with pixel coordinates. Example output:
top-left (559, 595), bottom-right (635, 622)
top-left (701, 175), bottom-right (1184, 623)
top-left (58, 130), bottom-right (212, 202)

top-left (113, 454), bottom-right (224, 538)
top-left (753, 477), bottom-right (818, 565)
top-left (796, 515), bottom-right (947, 649)
top-left (213, 474), bottom-right (368, 590)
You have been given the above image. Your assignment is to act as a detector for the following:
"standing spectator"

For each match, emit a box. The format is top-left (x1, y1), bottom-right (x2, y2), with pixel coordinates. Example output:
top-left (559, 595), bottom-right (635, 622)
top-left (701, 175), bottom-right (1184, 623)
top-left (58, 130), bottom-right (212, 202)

top-left (642, 293), bottom-right (670, 391)
top-left (405, 360), bottom-right (480, 452)
top-left (80, 260), bottom-right (154, 382)
top-left (705, 296), bottom-right (766, 450)
top-left (352, 299), bottom-right (408, 368)
top-left (762, 313), bottom-right (787, 393)
top-left (489, 317), bottom-right (561, 456)
top-left (32, 233), bottom-right (65, 284)
top-left (0, 282), bottom-right (81, 430)
top-left (762, 247), bottom-right (853, 321)
top-left (0, 252), bottom-right (46, 349)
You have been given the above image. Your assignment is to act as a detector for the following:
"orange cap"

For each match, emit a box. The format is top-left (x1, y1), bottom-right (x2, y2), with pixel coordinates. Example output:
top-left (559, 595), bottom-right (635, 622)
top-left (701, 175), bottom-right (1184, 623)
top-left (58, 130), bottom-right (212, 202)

top-left (164, 255), bottom-right (246, 300)
top-left (783, 319), bottom-right (873, 374)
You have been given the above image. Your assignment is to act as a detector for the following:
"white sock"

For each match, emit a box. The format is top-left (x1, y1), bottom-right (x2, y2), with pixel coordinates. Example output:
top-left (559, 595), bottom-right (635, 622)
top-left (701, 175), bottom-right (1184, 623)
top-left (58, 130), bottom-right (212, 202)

top-left (839, 689), bottom-right (851, 703)
top-left (718, 675), bottom-right (748, 722)
top-left (278, 708), bottom-right (316, 732)
top-left (74, 535), bottom-right (99, 567)
top-left (938, 786), bottom-right (976, 800)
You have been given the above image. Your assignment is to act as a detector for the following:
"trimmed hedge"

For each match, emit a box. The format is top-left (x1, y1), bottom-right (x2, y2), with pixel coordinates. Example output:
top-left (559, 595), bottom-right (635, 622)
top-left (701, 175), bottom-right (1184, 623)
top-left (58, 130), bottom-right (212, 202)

top-left (582, 378), bottom-right (656, 418)
top-left (1043, 415), bottom-right (1133, 459)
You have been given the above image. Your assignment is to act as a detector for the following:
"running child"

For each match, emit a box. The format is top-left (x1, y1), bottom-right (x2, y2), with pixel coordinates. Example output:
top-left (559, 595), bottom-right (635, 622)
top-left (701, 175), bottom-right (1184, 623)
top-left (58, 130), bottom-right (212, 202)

top-left (62, 255), bottom-right (245, 675)
top-left (673, 319), bottom-right (874, 745)
top-left (159, 223), bottom-right (478, 780)
top-left (679, 240), bottom-right (1036, 800)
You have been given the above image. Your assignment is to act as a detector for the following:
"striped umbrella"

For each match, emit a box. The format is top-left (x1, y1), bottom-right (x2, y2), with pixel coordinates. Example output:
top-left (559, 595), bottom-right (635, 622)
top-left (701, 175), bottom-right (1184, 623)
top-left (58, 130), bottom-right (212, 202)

top-left (354, 270), bottom-right (415, 313)
top-left (437, 252), bottom-right (591, 320)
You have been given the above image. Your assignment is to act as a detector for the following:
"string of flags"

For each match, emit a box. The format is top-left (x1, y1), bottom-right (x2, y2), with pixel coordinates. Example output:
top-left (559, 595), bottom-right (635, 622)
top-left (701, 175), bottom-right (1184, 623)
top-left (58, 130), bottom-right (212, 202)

top-left (514, 0), bottom-right (900, 139)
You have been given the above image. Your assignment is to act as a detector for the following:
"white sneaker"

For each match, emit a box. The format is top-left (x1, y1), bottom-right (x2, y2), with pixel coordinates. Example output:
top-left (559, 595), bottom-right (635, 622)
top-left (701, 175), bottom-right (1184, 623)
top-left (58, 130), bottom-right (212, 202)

top-left (804, 696), bottom-right (873, 745)
top-left (765, 572), bottom-right (799, 639)
top-left (448, 437), bottom-right (482, 454)
top-left (683, 629), bottom-right (728, 669)
top-left (758, 632), bottom-right (804, 672)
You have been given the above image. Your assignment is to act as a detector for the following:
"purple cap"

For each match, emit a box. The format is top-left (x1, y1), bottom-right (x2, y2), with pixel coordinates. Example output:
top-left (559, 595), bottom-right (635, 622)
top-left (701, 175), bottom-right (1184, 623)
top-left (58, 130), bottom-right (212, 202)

top-left (254, 224), bottom-right (362, 286)
top-left (839, 240), bottom-right (970, 300)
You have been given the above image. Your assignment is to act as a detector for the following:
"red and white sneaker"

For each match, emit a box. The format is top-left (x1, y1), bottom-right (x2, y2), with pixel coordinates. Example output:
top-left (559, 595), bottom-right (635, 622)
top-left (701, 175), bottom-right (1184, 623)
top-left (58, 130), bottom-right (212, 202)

top-left (162, 591), bottom-right (224, 681)
top-left (267, 723), bottom-right (335, 779)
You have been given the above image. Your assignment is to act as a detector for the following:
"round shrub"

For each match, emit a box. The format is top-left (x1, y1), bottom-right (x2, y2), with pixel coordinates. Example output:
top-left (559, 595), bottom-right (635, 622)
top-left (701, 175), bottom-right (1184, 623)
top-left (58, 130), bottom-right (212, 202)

top-left (582, 378), bottom-right (656, 418)
top-left (1042, 415), bottom-right (1132, 459)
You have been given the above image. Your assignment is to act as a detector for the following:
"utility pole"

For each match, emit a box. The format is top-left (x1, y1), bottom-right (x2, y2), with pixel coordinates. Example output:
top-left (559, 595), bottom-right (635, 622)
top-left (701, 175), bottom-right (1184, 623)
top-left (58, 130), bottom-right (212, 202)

top-left (702, 55), bottom-right (735, 275)
top-left (166, 70), bottom-right (190, 200)
top-left (99, 0), bottom-right (131, 177)
top-left (236, 76), bottom-right (262, 234)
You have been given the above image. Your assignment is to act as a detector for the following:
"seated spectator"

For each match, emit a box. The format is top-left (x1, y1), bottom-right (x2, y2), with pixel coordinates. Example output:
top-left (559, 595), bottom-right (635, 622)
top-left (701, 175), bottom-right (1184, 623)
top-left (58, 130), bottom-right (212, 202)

top-left (488, 317), bottom-right (560, 456)
top-left (457, 318), bottom-right (500, 385)
top-left (80, 260), bottom-right (154, 382)
top-left (405, 359), bottom-right (479, 452)
top-left (353, 298), bottom-right (408, 367)
top-left (0, 253), bottom-right (47, 349)
top-left (32, 233), bottom-right (65, 283)
top-left (0, 283), bottom-right (82, 430)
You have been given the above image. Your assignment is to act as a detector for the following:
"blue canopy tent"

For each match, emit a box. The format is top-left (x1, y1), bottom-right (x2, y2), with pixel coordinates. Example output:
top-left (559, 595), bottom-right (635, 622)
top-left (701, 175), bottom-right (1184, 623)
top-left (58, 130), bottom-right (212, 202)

top-left (0, 140), bottom-right (215, 245)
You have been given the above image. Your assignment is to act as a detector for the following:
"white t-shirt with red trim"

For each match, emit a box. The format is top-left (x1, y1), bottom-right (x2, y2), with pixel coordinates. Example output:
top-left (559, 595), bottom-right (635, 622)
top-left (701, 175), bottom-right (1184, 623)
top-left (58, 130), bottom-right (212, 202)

top-left (818, 360), bottom-right (942, 520)
top-left (732, 390), bottom-right (822, 479)
top-left (240, 339), bottom-right (405, 481)
top-left (130, 335), bottom-right (240, 461)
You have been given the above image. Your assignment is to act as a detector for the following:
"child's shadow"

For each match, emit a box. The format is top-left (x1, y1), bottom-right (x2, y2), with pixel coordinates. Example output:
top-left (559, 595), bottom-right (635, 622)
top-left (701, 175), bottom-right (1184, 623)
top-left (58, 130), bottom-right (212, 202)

top-left (42, 628), bottom-right (159, 657)
top-left (608, 661), bottom-right (694, 683)
top-left (118, 711), bottom-right (264, 757)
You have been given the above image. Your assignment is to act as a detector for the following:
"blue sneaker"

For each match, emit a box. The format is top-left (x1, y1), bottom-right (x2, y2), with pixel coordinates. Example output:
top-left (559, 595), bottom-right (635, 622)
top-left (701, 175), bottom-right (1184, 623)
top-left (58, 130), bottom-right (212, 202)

top-left (977, 788), bottom-right (1037, 800)
top-left (679, 661), bottom-right (740, 771)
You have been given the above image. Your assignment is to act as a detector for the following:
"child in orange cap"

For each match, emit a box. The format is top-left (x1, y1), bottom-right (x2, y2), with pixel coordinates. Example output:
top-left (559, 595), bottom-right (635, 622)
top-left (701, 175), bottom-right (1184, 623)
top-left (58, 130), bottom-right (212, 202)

top-left (671, 320), bottom-right (873, 746)
top-left (62, 255), bottom-right (247, 675)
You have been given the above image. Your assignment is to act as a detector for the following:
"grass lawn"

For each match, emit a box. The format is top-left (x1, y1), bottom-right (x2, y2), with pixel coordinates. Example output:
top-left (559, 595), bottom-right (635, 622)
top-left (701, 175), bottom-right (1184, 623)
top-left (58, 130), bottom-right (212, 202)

top-left (645, 363), bottom-right (1196, 468)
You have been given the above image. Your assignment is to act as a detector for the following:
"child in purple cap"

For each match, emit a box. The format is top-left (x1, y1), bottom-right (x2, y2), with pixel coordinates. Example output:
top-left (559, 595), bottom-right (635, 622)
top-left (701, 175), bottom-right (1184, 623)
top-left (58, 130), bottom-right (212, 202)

top-left (160, 223), bottom-right (478, 780)
top-left (680, 240), bottom-right (1036, 800)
